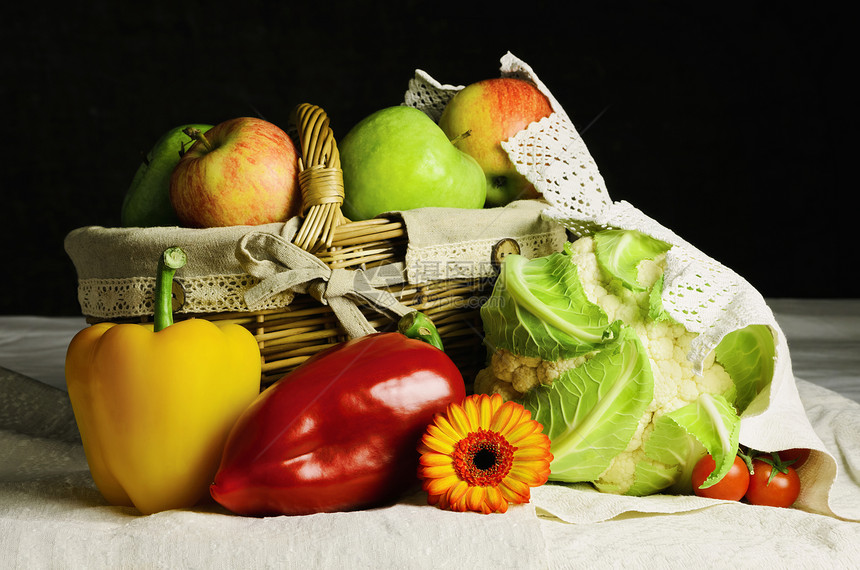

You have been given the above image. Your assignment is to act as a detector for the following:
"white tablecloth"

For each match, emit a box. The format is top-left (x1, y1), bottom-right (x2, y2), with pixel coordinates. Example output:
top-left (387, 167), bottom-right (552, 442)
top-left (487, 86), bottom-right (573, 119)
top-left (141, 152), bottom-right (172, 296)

top-left (1, 299), bottom-right (859, 569)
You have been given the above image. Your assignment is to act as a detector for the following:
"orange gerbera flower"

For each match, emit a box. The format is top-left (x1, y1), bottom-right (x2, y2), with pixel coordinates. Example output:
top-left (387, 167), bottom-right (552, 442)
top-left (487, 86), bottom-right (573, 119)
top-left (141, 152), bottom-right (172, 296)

top-left (417, 393), bottom-right (553, 514)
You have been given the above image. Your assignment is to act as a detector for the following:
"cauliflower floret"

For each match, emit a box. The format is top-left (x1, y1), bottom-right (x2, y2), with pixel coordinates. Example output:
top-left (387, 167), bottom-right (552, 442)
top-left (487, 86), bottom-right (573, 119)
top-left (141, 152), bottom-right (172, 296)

top-left (595, 448), bottom-right (648, 494)
top-left (473, 366), bottom-right (523, 401)
top-left (588, 255), bottom-right (734, 493)
top-left (569, 236), bottom-right (654, 327)
top-left (493, 350), bottom-right (542, 393)
top-left (637, 257), bottom-right (664, 289)
top-left (475, 348), bottom-right (587, 399)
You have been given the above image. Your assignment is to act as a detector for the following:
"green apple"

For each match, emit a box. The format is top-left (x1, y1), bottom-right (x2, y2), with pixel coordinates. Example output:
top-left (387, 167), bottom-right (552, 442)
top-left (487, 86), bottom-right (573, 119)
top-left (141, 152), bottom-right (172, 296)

top-left (121, 123), bottom-right (212, 227)
top-left (339, 106), bottom-right (486, 221)
top-left (439, 78), bottom-right (553, 207)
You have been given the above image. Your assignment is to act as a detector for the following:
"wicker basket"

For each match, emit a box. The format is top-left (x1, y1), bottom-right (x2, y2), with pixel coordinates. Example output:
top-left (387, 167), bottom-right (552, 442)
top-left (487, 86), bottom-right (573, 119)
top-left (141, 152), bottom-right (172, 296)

top-left (66, 104), bottom-right (527, 388)
top-left (94, 220), bottom-right (494, 388)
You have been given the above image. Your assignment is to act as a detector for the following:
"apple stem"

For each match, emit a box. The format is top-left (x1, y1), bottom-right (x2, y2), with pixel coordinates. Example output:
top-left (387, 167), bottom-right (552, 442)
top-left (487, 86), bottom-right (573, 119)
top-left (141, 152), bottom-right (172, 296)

top-left (449, 130), bottom-right (472, 146)
top-left (182, 127), bottom-right (213, 152)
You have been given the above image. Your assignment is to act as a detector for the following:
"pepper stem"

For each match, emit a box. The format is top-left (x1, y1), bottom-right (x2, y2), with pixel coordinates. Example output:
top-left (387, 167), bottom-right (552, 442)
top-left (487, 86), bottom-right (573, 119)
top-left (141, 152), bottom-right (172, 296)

top-left (154, 246), bottom-right (187, 332)
top-left (398, 311), bottom-right (444, 351)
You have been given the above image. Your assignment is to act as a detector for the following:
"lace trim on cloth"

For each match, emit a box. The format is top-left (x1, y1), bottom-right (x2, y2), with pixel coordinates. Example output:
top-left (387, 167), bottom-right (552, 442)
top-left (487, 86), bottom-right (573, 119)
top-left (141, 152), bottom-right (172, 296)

top-left (68, 202), bottom-right (565, 320)
top-left (403, 52), bottom-right (775, 373)
top-left (77, 275), bottom-right (295, 319)
top-left (406, 53), bottom-right (612, 227)
top-left (550, 199), bottom-right (776, 375)
top-left (404, 70), bottom-right (461, 122)
top-left (402, 53), bottom-right (857, 520)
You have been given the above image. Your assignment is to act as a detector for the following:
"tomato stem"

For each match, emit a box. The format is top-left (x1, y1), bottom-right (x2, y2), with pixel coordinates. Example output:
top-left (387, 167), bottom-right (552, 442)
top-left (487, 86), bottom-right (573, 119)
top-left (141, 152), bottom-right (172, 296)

top-left (737, 446), bottom-right (756, 474)
top-left (761, 452), bottom-right (795, 484)
top-left (154, 247), bottom-right (187, 332)
top-left (398, 311), bottom-right (444, 351)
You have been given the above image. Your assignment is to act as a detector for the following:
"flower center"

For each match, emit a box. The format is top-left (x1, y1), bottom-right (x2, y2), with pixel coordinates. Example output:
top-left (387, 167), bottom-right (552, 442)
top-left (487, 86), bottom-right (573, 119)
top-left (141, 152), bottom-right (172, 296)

top-left (452, 428), bottom-right (515, 487)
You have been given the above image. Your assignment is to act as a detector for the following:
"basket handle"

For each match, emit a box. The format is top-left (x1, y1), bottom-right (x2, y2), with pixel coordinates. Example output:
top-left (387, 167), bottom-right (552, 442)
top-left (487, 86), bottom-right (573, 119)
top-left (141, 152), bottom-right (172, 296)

top-left (291, 103), bottom-right (348, 252)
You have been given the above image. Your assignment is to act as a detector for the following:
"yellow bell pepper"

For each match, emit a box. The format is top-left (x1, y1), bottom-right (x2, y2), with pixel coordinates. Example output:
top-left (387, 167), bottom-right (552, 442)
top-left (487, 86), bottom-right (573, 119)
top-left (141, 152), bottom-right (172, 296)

top-left (65, 246), bottom-right (261, 515)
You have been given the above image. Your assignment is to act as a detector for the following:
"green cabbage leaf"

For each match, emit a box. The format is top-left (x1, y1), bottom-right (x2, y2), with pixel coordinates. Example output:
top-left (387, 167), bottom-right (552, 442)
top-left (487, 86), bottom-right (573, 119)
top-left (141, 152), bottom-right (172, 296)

top-left (716, 324), bottom-right (776, 414)
top-left (594, 229), bottom-right (671, 291)
top-left (607, 393), bottom-right (741, 496)
top-left (480, 250), bottom-right (615, 361)
top-left (648, 273), bottom-right (673, 323)
top-left (521, 326), bottom-right (653, 482)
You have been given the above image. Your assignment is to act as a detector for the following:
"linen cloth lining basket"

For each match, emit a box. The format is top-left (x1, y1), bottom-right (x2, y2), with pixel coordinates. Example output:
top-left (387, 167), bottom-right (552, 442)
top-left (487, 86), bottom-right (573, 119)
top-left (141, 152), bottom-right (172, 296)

top-left (64, 104), bottom-right (568, 388)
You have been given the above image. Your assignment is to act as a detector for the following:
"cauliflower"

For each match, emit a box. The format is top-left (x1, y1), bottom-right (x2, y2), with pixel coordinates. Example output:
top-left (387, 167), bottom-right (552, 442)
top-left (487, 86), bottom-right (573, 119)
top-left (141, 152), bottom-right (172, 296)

top-left (476, 229), bottom-right (773, 495)
top-left (473, 348), bottom-right (589, 397)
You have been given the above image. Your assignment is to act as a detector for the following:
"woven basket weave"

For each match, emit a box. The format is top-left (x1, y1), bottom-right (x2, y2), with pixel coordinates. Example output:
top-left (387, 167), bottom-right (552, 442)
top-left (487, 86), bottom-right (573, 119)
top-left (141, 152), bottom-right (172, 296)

top-left (164, 219), bottom-right (490, 387)
top-left (70, 104), bottom-right (504, 388)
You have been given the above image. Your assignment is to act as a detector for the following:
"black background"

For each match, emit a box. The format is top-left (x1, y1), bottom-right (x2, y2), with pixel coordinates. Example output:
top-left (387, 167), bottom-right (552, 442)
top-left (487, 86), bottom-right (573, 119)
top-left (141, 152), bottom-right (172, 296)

top-left (2, 2), bottom-right (855, 316)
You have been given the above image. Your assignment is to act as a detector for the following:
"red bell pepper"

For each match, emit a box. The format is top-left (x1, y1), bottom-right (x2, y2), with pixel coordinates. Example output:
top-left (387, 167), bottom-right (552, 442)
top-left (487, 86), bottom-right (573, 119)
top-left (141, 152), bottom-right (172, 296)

top-left (210, 312), bottom-right (466, 516)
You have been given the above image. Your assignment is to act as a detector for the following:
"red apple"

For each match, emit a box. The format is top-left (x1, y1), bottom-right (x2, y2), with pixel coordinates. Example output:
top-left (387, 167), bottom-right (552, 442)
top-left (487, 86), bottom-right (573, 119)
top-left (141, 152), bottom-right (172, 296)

top-left (170, 117), bottom-right (301, 227)
top-left (438, 77), bottom-right (553, 207)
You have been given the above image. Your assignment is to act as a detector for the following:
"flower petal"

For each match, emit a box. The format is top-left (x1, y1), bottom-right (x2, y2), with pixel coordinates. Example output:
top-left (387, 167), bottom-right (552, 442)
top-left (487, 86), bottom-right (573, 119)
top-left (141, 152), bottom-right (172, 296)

top-left (484, 485), bottom-right (508, 514)
top-left (512, 457), bottom-right (553, 471)
top-left (507, 465), bottom-right (549, 487)
top-left (426, 474), bottom-right (461, 497)
top-left (426, 492), bottom-right (442, 507)
top-left (499, 477), bottom-right (531, 503)
top-left (513, 432), bottom-right (552, 450)
top-left (420, 464), bottom-right (457, 480)
top-left (419, 452), bottom-right (453, 467)
top-left (475, 394), bottom-right (494, 430)
top-left (493, 401), bottom-right (527, 436)
top-left (432, 414), bottom-right (465, 442)
top-left (446, 479), bottom-right (469, 507)
top-left (513, 445), bottom-right (553, 461)
top-left (421, 433), bottom-right (454, 455)
top-left (447, 401), bottom-right (473, 435)
top-left (488, 393), bottom-right (505, 413)
top-left (504, 419), bottom-right (544, 446)
top-left (465, 486), bottom-right (486, 513)
top-left (488, 400), bottom-right (516, 433)
top-left (462, 396), bottom-right (482, 430)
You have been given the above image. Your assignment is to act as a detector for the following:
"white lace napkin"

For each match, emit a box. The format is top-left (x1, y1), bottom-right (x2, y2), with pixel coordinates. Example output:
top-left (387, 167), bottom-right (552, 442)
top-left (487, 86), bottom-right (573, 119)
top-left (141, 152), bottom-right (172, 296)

top-left (403, 52), bottom-right (855, 520)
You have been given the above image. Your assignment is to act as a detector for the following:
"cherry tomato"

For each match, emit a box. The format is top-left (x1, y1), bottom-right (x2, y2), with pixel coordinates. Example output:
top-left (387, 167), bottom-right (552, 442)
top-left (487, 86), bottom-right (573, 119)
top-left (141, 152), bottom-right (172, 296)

top-left (745, 458), bottom-right (801, 508)
top-left (691, 454), bottom-right (750, 501)
top-left (776, 448), bottom-right (810, 470)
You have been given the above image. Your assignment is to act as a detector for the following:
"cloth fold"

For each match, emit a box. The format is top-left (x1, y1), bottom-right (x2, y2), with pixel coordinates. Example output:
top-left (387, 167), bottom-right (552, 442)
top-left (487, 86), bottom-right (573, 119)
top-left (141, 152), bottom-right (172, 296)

top-left (1, 365), bottom-right (550, 569)
top-left (403, 52), bottom-right (854, 521)
top-left (393, 200), bottom-right (568, 284)
top-left (2, 363), bottom-right (858, 569)
top-left (64, 201), bottom-right (566, 321)
top-left (236, 218), bottom-right (414, 339)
